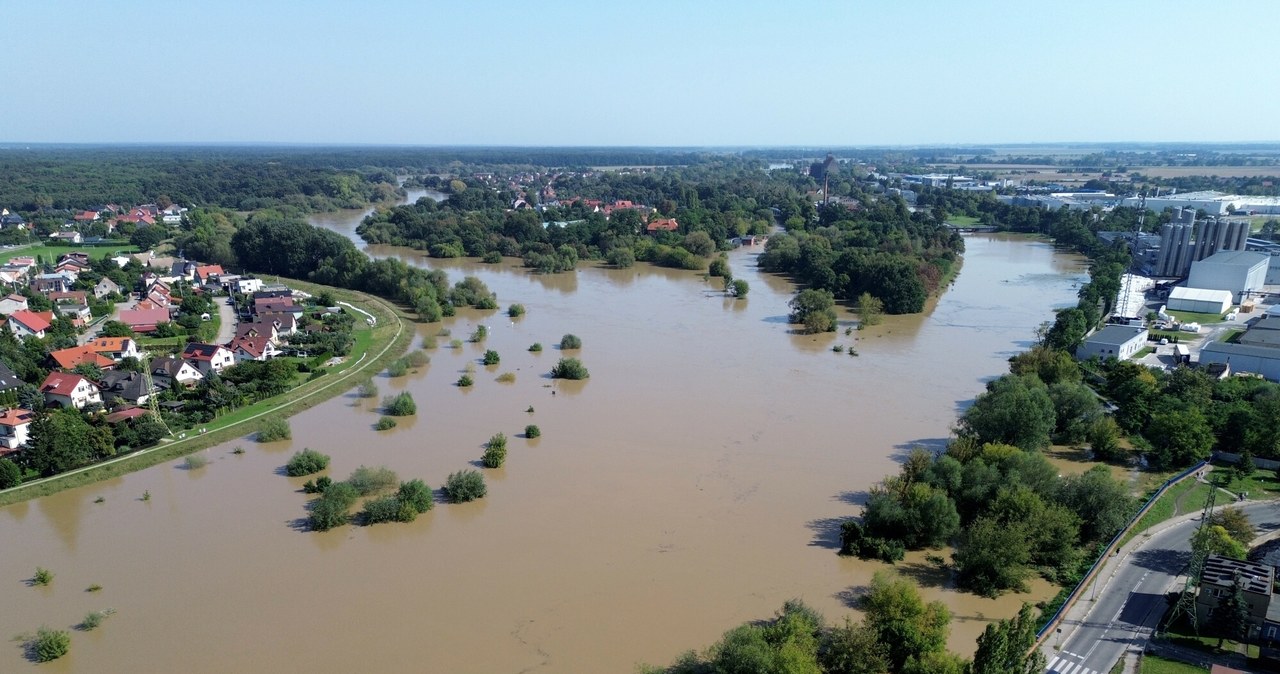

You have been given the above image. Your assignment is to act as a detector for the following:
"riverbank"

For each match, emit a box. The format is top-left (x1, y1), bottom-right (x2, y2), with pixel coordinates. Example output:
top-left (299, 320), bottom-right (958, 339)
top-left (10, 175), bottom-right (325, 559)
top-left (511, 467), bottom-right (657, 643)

top-left (0, 281), bottom-right (413, 507)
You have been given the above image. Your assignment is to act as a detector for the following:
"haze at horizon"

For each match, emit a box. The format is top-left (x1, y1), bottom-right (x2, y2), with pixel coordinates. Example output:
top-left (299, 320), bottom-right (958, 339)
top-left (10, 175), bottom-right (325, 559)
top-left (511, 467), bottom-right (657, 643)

top-left (4, 0), bottom-right (1277, 146)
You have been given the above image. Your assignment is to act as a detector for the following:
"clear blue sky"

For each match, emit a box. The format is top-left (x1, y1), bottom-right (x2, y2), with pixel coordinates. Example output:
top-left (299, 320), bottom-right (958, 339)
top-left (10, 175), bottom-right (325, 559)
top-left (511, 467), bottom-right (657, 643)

top-left (4, 0), bottom-right (1277, 146)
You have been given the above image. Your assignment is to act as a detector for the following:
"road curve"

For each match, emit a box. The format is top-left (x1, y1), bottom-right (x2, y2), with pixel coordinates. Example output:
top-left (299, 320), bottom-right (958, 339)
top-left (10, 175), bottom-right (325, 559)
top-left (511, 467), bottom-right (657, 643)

top-left (1044, 499), bottom-right (1280, 674)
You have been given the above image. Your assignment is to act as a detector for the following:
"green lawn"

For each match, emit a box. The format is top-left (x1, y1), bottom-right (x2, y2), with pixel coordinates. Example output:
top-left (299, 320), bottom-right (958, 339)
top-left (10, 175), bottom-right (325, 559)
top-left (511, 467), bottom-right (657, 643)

top-left (1119, 476), bottom-right (1211, 548)
top-left (1215, 465), bottom-right (1280, 500)
top-left (1134, 346), bottom-right (1155, 358)
top-left (946, 215), bottom-right (981, 226)
top-left (1140, 654), bottom-right (1207, 674)
top-left (1219, 329), bottom-right (1245, 343)
top-left (5, 242), bottom-right (136, 264)
top-left (1166, 309), bottom-right (1230, 325)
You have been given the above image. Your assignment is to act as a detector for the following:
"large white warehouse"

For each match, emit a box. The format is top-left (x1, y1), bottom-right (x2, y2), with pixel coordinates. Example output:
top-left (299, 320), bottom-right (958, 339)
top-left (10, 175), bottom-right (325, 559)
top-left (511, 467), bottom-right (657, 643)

top-left (1186, 250), bottom-right (1268, 302)
top-left (1166, 286), bottom-right (1233, 315)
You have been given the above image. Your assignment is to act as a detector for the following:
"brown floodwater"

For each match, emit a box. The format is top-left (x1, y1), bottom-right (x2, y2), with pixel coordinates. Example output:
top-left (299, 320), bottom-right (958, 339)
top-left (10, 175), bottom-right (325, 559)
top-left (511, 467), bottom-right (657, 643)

top-left (0, 208), bottom-right (1088, 671)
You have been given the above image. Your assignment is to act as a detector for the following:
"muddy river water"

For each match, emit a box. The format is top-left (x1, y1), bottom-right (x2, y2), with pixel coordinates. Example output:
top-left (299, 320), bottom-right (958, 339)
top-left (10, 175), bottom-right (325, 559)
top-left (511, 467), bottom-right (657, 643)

top-left (0, 198), bottom-right (1088, 672)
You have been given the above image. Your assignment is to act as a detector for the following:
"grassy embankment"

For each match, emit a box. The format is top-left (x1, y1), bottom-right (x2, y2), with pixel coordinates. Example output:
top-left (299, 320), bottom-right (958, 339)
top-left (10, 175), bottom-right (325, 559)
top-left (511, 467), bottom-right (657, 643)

top-left (0, 279), bottom-right (415, 507)
top-left (945, 215), bottom-right (981, 227)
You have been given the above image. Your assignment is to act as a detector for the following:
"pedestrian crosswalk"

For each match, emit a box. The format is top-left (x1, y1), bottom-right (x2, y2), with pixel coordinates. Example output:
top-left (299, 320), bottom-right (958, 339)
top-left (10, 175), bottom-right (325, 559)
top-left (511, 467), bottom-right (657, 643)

top-left (1047, 654), bottom-right (1100, 674)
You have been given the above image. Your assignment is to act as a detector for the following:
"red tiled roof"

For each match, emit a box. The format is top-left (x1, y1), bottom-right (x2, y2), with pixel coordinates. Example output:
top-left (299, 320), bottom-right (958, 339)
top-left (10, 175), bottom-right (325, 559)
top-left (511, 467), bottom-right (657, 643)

top-left (9, 309), bottom-right (53, 333)
top-left (40, 372), bottom-right (89, 396)
top-left (0, 409), bottom-right (34, 427)
top-left (119, 307), bottom-right (171, 328)
top-left (646, 218), bottom-right (679, 232)
top-left (195, 265), bottom-right (224, 279)
top-left (105, 407), bottom-right (149, 424)
top-left (50, 345), bottom-right (114, 370)
top-left (229, 333), bottom-right (272, 358)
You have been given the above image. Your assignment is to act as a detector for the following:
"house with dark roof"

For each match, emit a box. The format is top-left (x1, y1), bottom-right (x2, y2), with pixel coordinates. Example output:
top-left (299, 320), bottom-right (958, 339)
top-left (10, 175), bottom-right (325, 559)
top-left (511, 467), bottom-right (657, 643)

top-left (182, 343), bottom-right (235, 375)
top-left (150, 356), bottom-right (203, 389)
top-left (40, 372), bottom-right (102, 409)
top-left (30, 273), bottom-right (74, 294)
top-left (1196, 554), bottom-right (1274, 641)
top-left (0, 361), bottom-right (23, 403)
top-left (98, 370), bottom-right (157, 406)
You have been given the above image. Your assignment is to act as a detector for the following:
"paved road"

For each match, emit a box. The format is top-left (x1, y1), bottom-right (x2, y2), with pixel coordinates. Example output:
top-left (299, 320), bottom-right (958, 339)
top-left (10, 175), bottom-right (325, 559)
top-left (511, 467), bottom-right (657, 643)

top-left (215, 296), bottom-right (236, 344)
top-left (1044, 499), bottom-right (1280, 674)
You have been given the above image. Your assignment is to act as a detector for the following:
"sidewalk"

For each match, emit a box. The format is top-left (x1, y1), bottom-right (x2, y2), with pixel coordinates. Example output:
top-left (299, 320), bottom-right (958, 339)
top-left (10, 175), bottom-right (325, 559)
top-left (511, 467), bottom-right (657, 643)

top-left (1040, 469), bottom-right (1238, 667)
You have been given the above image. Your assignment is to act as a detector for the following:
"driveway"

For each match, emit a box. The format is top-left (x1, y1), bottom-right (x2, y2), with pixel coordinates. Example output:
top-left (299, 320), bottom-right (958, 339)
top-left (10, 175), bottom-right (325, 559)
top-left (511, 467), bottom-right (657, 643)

top-left (215, 296), bottom-right (237, 344)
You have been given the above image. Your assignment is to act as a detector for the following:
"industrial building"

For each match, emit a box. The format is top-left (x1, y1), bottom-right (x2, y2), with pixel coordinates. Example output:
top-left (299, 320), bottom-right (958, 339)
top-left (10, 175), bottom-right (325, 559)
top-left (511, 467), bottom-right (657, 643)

top-left (1187, 250), bottom-right (1269, 302)
top-left (1166, 287), bottom-right (1233, 315)
top-left (1121, 191), bottom-right (1280, 216)
top-left (1076, 325), bottom-right (1148, 361)
top-left (1200, 341), bottom-right (1280, 381)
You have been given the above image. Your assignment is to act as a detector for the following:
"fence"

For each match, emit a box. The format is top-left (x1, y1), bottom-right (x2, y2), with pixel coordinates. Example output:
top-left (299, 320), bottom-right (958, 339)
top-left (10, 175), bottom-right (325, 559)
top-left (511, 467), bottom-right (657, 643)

top-left (1035, 459), bottom-right (1208, 642)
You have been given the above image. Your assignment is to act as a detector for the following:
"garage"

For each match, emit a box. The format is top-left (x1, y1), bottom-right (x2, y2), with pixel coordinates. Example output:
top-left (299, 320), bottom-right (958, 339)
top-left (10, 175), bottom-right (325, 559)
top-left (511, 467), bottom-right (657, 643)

top-left (1166, 286), bottom-right (1232, 315)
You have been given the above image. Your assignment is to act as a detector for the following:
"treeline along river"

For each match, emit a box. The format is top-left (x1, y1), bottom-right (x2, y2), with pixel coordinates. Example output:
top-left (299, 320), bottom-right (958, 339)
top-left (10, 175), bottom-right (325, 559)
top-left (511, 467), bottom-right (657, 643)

top-left (0, 197), bottom-right (1088, 672)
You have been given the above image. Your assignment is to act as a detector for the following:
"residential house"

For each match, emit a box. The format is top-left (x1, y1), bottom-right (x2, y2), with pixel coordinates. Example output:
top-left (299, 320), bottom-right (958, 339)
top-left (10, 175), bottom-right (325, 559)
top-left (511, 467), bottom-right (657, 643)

top-left (108, 255), bottom-right (131, 269)
top-left (150, 356), bottom-right (203, 389)
top-left (40, 372), bottom-right (102, 409)
top-left (170, 260), bottom-right (197, 281)
top-left (235, 277), bottom-right (264, 295)
top-left (118, 307), bottom-right (172, 334)
top-left (53, 303), bottom-right (91, 326)
top-left (47, 290), bottom-right (88, 305)
top-left (252, 311), bottom-right (297, 337)
top-left (104, 407), bottom-right (149, 424)
top-left (49, 345), bottom-right (115, 370)
top-left (194, 264), bottom-right (224, 287)
top-left (0, 408), bottom-right (35, 452)
top-left (182, 343), bottom-right (236, 375)
top-left (1196, 554), bottom-right (1274, 642)
top-left (0, 361), bottom-right (23, 405)
top-left (252, 288), bottom-right (292, 301)
top-left (161, 204), bottom-right (186, 224)
top-left (73, 210), bottom-right (99, 223)
top-left (145, 281), bottom-right (174, 308)
top-left (49, 231), bottom-right (83, 244)
top-left (94, 277), bottom-right (121, 299)
top-left (98, 370), bottom-right (157, 406)
top-left (0, 211), bottom-right (26, 228)
top-left (85, 337), bottom-right (141, 362)
top-left (0, 267), bottom-right (28, 286)
top-left (0, 294), bottom-right (28, 314)
top-left (30, 273), bottom-right (74, 294)
top-left (54, 258), bottom-right (90, 277)
top-left (7, 310), bottom-right (53, 339)
top-left (228, 332), bottom-right (281, 363)
top-left (646, 218), bottom-right (679, 233)
top-left (253, 296), bottom-right (299, 318)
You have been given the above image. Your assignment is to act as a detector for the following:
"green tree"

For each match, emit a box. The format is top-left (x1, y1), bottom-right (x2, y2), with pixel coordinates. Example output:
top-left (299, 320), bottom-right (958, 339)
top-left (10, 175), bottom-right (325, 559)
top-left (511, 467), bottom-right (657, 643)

top-left (0, 457), bottom-right (21, 488)
top-left (26, 409), bottom-right (101, 476)
top-left (969, 603), bottom-right (1045, 674)
top-left (1209, 509), bottom-right (1256, 545)
top-left (730, 279), bottom-right (749, 297)
top-left (818, 617), bottom-right (890, 674)
top-left (1192, 524), bottom-right (1247, 560)
top-left (1087, 416), bottom-right (1123, 462)
top-left (860, 571), bottom-right (951, 670)
top-left (443, 469), bottom-right (487, 502)
top-left (99, 320), bottom-right (134, 338)
top-left (1219, 578), bottom-right (1253, 646)
top-left (30, 626), bottom-right (70, 662)
top-left (953, 516), bottom-right (1033, 596)
top-left (1009, 345), bottom-right (1081, 386)
top-left (789, 289), bottom-right (837, 334)
top-left (1058, 466), bottom-right (1133, 543)
top-left (857, 292), bottom-right (883, 328)
top-left (551, 357), bottom-right (589, 380)
top-left (1146, 409), bottom-right (1214, 469)
top-left (958, 375), bottom-right (1055, 451)
top-left (285, 448), bottom-right (330, 477)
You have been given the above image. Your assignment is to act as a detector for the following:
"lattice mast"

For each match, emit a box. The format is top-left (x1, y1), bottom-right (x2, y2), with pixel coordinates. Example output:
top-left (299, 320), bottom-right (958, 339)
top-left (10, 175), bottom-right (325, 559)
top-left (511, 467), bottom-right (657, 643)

top-left (1118, 194), bottom-right (1146, 319)
top-left (141, 354), bottom-right (170, 436)
top-left (1166, 470), bottom-right (1219, 634)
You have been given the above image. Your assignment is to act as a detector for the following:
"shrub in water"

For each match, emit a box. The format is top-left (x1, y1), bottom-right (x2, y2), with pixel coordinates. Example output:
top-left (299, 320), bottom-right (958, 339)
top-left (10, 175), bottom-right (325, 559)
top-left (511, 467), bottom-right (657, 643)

top-left (525, 424), bottom-right (541, 439)
top-left (386, 360), bottom-right (409, 377)
top-left (483, 350), bottom-right (500, 365)
top-left (257, 417), bottom-right (291, 442)
top-left (382, 391), bottom-right (417, 416)
top-left (286, 448), bottom-right (330, 477)
top-left (529, 342), bottom-right (543, 352)
top-left (482, 432), bottom-right (508, 468)
top-left (469, 325), bottom-right (488, 343)
top-left (404, 351), bottom-right (430, 368)
top-left (86, 584), bottom-right (102, 592)
top-left (559, 334), bottom-right (582, 350)
top-left (32, 567), bottom-right (53, 586)
top-left (398, 479), bottom-right (434, 513)
top-left (551, 357), bottom-right (589, 380)
top-left (31, 626), bottom-right (70, 662)
top-left (362, 495), bottom-right (404, 524)
top-left (450, 339), bottom-right (463, 349)
top-left (347, 465), bottom-right (398, 496)
top-left (482, 251), bottom-right (503, 264)
top-left (422, 336), bottom-right (437, 349)
top-left (496, 372), bottom-right (516, 383)
top-left (302, 476), bottom-right (334, 494)
top-left (457, 374), bottom-right (474, 387)
top-left (375, 416), bottom-right (398, 431)
top-left (443, 469), bottom-right (487, 502)
top-left (355, 380), bottom-right (378, 398)
top-left (309, 482), bottom-right (358, 531)
top-left (80, 610), bottom-right (112, 631)
top-left (183, 454), bottom-right (209, 470)
top-left (508, 303), bottom-right (525, 317)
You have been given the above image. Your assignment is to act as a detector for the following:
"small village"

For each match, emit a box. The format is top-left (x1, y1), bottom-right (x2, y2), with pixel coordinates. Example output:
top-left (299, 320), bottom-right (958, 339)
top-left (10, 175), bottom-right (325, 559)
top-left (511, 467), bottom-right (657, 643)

top-left (0, 210), bottom-right (359, 481)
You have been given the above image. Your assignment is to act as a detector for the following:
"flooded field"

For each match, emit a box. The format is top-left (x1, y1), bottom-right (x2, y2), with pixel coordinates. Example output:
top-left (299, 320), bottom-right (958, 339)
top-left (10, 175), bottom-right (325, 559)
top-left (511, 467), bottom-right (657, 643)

top-left (0, 220), bottom-right (1089, 671)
